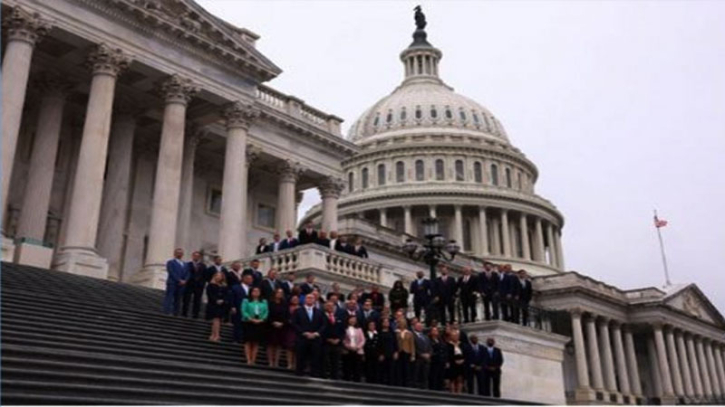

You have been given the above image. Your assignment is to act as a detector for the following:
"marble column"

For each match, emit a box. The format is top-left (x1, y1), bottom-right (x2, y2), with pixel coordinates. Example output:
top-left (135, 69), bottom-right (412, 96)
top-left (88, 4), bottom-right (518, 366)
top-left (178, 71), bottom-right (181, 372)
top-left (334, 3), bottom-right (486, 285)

top-left (16, 76), bottom-right (69, 243)
top-left (453, 205), bottom-right (464, 247)
top-left (320, 176), bottom-right (344, 234)
top-left (121, 153), bottom-right (155, 282)
top-left (624, 326), bottom-right (643, 396)
top-left (555, 228), bottom-right (565, 270)
top-left (653, 324), bottom-right (675, 397)
top-left (519, 213), bottom-right (531, 260)
top-left (478, 206), bottom-right (489, 257)
top-left (500, 209), bottom-right (511, 257)
top-left (1, 7), bottom-right (51, 231)
top-left (612, 322), bottom-right (631, 395)
top-left (403, 205), bottom-right (414, 235)
top-left (54, 44), bottom-right (130, 278)
top-left (599, 318), bottom-right (618, 393)
top-left (175, 128), bottom-right (203, 253)
top-left (140, 75), bottom-right (198, 285)
top-left (546, 222), bottom-right (558, 267)
top-left (491, 217), bottom-right (501, 255)
top-left (664, 327), bottom-right (684, 397)
top-left (696, 336), bottom-right (713, 398)
top-left (428, 205), bottom-right (437, 219)
top-left (217, 101), bottom-right (257, 261)
top-left (379, 208), bottom-right (387, 228)
top-left (585, 315), bottom-right (605, 390)
top-left (676, 330), bottom-right (694, 398)
top-left (277, 160), bottom-right (303, 233)
top-left (687, 333), bottom-right (704, 398)
top-left (97, 108), bottom-right (138, 281)
top-left (705, 340), bottom-right (722, 397)
top-left (533, 217), bottom-right (545, 262)
top-left (714, 344), bottom-right (725, 400)
top-left (647, 336), bottom-right (664, 397)
top-left (571, 310), bottom-right (591, 389)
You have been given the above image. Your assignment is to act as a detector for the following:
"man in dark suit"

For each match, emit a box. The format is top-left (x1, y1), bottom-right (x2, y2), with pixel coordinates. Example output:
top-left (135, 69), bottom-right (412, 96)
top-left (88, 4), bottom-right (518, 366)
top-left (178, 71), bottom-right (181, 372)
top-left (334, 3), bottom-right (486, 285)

top-left (228, 273), bottom-right (253, 343)
top-left (291, 294), bottom-right (328, 377)
top-left (300, 273), bottom-right (320, 296)
top-left (356, 299), bottom-right (379, 332)
top-left (478, 262), bottom-right (499, 321)
top-left (464, 334), bottom-right (486, 395)
top-left (281, 272), bottom-right (296, 300)
top-left (503, 266), bottom-right (521, 323)
top-left (481, 337), bottom-right (504, 398)
top-left (163, 248), bottom-right (189, 316)
top-left (457, 266), bottom-right (479, 323)
top-left (315, 230), bottom-right (331, 248)
top-left (260, 268), bottom-right (280, 300)
top-left (254, 237), bottom-right (269, 255)
top-left (350, 237), bottom-right (368, 258)
top-left (334, 235), bottom-right (353, 254)
top-left (360, 285), bottom-right (385, 313)
top-left (181, 251), bottom-right (206, 319)
top-left (298, 222), bottom-right (318, 245)
top-left (321, 301), bottom-right (345, 380)
top-left (267, 233), bottom-right (283, 253)
top-left (433, 265), bottom-right (457, 325)
top-left (242, 258), bottom-right (263, 287)
top-left (226, 261), bottom-right (244, 287)
top-left (497, 265), bottom-right (513, 322)
top-left (413, 321), bottom-right (432, 389)
top-left (409, 271), bottom-right (431, 321)
top-left (205, 255), bottom-right (227, 282)
top-left (280, 230), bottom-right (298, 250)
top-left (517, 269), bottom-right (533, 326)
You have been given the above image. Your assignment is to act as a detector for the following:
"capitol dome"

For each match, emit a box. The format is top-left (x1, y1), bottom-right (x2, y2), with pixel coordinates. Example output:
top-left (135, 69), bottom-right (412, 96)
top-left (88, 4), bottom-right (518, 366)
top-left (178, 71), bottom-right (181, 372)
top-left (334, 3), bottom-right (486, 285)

top-left (304, 11), bottom-right (566, 276)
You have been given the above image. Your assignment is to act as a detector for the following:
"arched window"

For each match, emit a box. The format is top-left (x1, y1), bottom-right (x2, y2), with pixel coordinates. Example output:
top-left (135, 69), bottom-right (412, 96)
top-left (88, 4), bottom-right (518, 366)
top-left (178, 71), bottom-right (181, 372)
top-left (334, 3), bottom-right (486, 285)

top-left (386, 110), bottom-right (393, 124)
top-left (435, 159), bottom-right (445, 180)
top-left (362, 168), bottom-right (369, 189)
top-left (459, 110), bottom-right (467, 121)
top-left (473, 112), bottom-right (480, 124)
top-left (445, 107), bottom-right (453, 119)
top-left (373, 113), bottom-right (380, 127)
top-left (415, 159), bottom-right (425, 181)
top-left (396, 161), bottom-right (405, 183)
top-left (415, 106), bottom-right (422, 119)
top-left (474, 162), bottom-right (483, 183)
top-left (400, 108), bottom-right (407, 121)
top-left (491, 164), bottom-right (499, 186)
top-left (430, 106), bottom-right (438, 119)
top-left (455, 160), bottom-right (465, 181)
top-left (517, 172), bottom-right (523, 190)
top-left (505, 168), bottom-right (512, 188)
top-left (348, 172), bottom-right (354, 192)
top-left (377, 164), bottom-right (386, 186)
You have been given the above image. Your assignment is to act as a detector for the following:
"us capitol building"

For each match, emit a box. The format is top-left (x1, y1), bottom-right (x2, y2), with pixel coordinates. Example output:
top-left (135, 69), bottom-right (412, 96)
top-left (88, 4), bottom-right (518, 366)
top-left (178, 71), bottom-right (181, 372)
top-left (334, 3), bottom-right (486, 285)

top-left (2, 0), bottom-right (724, 404)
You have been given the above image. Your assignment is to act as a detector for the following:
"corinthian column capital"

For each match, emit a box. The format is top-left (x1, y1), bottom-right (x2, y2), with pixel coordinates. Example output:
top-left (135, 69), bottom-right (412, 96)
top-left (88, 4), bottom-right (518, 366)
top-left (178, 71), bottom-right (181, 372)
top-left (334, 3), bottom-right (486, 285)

top-left (86, 44), bottom-right (132, 77)
top-left (2, 6), bottom-right (52, 45)
top-left (246, 143), bottom-right (262, 166)
top-left (277, 159), bottom-right (304, 183)
top-left (158, 74), bottom-right (198, 105)
top-left (319, 176), bottom-right (346, 199)
top-left (223, 100), bottom-right (259, 130)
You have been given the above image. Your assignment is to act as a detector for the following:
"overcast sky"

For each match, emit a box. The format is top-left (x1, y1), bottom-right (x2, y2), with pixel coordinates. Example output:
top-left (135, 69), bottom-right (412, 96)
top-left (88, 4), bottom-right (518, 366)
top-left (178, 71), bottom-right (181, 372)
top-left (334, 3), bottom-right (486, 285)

top-left (197, 0), bottom-right (725, 313)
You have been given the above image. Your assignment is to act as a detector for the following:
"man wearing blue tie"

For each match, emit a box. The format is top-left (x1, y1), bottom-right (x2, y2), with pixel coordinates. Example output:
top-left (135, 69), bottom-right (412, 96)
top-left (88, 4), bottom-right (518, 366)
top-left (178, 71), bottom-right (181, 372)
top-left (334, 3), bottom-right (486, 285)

top-left (291, 294), bottom-right (327, 377)
top-left (163, 248), bottom-right (189, 316)
top-left (481, 337), bottom-right (504, 398)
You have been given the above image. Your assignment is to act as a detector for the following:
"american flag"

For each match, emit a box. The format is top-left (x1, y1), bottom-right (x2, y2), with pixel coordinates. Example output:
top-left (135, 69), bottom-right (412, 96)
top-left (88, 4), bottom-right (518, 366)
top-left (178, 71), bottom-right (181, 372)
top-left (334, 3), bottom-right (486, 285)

top-left (654, 215), bottom-right (668, 228)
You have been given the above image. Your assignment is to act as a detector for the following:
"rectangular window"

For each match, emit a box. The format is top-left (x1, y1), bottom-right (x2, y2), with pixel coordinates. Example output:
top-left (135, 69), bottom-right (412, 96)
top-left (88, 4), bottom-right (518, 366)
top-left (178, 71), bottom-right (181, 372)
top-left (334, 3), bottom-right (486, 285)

top-left (208, 188), bottom-right (223, 215)
top-left (455, 160), bottom-right (465, 181)
top-left (257, 203), bottom-right (276, 229)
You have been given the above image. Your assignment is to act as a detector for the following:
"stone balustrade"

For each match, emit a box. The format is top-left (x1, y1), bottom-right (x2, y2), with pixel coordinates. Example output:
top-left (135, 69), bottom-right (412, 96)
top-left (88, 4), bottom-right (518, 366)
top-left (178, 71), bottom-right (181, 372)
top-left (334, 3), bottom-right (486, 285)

top-left (256, 85), bottom-right (342, 136)
top-left (242, 243), bottom-right (383, 285)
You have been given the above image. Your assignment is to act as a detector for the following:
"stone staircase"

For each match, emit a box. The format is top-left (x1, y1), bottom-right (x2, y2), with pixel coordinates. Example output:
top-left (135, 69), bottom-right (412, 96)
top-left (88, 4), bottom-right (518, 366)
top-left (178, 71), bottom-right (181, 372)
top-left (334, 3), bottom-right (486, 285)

top-left (1, 262), bottom-right (535, 405)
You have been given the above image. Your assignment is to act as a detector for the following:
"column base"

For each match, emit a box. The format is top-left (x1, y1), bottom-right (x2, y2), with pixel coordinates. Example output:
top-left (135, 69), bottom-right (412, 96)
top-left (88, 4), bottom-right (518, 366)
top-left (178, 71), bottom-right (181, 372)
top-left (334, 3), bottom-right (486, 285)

top-left (2, 236), bottom-right (16, 262)
top-left (129, 263), bottom-right (167, 289)
top-left (659, 395), bottom-right (678, 405)
top-left (52, 247), bottom-right (108, 279)
top-left (14, 239), bottom-right (54, 269)
top-left (573, 387), bottom-right (602, 404)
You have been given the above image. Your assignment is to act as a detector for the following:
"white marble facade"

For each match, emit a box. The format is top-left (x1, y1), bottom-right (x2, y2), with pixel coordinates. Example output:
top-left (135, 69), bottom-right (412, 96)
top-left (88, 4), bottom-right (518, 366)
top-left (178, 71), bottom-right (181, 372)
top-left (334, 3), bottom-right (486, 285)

top-left (2, 0), bottom-right (725, 405)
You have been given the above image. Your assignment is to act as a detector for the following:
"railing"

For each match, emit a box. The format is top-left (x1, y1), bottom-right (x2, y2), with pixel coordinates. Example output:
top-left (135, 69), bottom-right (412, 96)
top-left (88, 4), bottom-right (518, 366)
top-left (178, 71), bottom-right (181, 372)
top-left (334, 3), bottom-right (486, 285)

top-left (256, 85), bottom-right (342, 136)
top-left (246, 243), bottom-right (382, 284)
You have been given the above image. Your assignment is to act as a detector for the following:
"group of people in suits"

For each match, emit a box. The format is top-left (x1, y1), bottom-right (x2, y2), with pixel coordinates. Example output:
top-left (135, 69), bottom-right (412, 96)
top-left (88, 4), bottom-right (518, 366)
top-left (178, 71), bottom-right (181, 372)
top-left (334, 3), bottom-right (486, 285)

top-left (408, 262), bottom-right (534, 327)
top-left (254, 223), bottom-right (369, 258)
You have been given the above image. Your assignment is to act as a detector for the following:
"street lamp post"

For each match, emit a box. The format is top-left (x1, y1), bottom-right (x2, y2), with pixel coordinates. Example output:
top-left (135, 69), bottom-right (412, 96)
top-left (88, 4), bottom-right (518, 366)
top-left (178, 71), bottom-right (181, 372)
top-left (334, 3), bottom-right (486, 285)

top-left (402, 218), bottom-right (460, 281)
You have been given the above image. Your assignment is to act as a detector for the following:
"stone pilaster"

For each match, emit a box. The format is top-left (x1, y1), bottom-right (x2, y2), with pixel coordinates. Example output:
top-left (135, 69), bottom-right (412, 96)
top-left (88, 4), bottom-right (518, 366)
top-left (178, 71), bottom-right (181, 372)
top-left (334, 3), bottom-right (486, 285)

top-left (97, 101), bottom-right (139, 281)
top-left (319, 176), bottom-right (345, 233)
top-left (136, 74), bottom-right (197, 287)
top-left (54, 44), bottom-right (131, 279)
top-left (277, 160), bottom-right (304, 233)
top-left (1, 6), bottom-right (51, 236)
top-left (217, 100), bottom-right (258, 261)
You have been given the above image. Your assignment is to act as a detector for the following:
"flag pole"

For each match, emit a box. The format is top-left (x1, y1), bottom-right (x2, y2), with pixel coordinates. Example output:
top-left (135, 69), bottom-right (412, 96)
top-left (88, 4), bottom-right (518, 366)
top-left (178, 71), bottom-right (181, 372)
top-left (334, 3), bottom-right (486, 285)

top-left (654, 209), bottom-right (671, 287)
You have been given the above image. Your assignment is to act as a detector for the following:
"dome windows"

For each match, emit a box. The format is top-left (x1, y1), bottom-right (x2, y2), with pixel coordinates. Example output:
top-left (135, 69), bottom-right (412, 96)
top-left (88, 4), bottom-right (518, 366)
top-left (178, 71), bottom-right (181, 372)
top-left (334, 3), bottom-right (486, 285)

top-left (377, 164), bottom-right (386, 186)
top-left (474, 162), bottom-right (483, 183)
top-left (415, 160), bottom-right (425, 181)
top-left (435, 159), bottom-right (445, 180)
top-left (415, 106), bottom-right (422, 120)
top-left (445, 106), bottom-right (453, 119)
top-left (396, 161), bottom-right (406, 183)
top-left (373, 113), bottom-right (380, 127)
top-left (430, 105), bottom-right (438, 119)
top-left (386, 110), bottom-right (393, 124)
top-left (491, 164), bottom-right (499, 186)
top-left (459, 110), bottom-right (467, 122)
top-left (505, 167), bottom-right (512, 188)
top-left (455, 160), bottom-right (465, 181)
top-left (348, 172), bottom-right (354, 192)
top-left (362, 168), bottom-right (369, 189)
top-left (400, 107), bottom-right (407, 121)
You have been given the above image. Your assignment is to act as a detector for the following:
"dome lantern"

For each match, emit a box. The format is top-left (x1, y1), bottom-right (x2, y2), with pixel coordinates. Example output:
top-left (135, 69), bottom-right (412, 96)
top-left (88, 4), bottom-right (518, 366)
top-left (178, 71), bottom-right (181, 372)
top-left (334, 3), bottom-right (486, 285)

top-left (401, 6), bottom-right (443, 86)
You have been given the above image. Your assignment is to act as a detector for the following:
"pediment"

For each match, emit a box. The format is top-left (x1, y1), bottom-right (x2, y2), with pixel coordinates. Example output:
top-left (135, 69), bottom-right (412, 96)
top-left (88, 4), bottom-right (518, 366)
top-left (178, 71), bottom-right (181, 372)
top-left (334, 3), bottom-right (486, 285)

top-left (110, 0), bottom-right (281, 81)
top-left (664, 284), bottom-right (725, 327)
